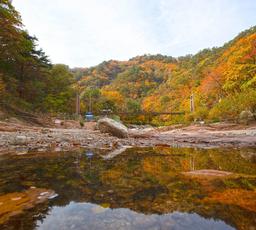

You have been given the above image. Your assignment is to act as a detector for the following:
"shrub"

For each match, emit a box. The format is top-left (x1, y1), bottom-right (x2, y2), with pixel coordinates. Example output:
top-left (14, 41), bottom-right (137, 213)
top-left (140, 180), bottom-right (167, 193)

top-left (194, 107), bottom-right (209, 120)
top-left (79, 120), bottom-right (84, 127)
top-left (208, 89), bottom-right (256, 121)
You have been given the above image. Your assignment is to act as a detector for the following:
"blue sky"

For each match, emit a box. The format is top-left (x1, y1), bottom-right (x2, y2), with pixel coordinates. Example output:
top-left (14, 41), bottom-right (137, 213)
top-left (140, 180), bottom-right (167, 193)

top-left (13, 0), bottom-right (256, 68)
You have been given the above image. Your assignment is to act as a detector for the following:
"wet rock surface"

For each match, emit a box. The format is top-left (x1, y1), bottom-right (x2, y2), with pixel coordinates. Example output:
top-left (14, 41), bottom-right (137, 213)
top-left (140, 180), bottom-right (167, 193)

top-left (0, 121), bottom-right (255, 155)
top-left (97, 118), bottom-right (128, 138)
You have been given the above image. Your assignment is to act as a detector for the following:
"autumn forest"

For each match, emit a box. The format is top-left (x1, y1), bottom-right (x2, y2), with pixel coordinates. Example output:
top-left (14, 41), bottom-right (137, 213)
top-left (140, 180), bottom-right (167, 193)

top-left (1, 1), bottom-right (256, 229)
top-left (1, 1), bottom-right (256, 125)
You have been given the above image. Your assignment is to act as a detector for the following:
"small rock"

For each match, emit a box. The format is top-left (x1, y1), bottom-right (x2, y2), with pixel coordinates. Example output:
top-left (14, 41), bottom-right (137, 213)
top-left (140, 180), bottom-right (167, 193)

top-left (16, 147), bottom-right (29, 155)
top-left (54, 147), bottom-right (62, 152)
top-left (40, 192), bottom-right (49, 196)
top-left (48, 193), bottom-right (58, 199)
top-left (11, 197), bottom-right (22, 201)
top-left (56, 138), bottom-right (62, 143)
top-left (41, 129), bottom-right (50, 134)
top-left (14, 135), bottom-right (27, 145)
top-left (54, 119), bottom-right (62, 125)
top-left (37, 148), bottom-right (47, 152)
top-left (58, 142), bottom-right (71, 148)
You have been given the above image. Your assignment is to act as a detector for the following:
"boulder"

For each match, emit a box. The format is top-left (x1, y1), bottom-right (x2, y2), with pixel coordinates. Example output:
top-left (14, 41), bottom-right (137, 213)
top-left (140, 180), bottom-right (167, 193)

top-left (97, 118), bottom-right (128, 138)
top-left (239, 110), bottom-right (254, 124)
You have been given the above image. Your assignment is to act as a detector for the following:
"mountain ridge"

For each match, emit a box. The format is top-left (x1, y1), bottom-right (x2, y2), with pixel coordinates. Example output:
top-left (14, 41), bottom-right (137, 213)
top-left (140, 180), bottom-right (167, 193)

top-left (76, 26), bottom-right (256, 124)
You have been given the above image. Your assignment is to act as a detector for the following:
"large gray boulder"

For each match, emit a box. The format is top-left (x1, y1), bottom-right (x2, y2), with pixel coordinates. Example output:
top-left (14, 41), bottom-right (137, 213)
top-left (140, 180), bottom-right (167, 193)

top-left (97, 118), bottom-right (128, 138)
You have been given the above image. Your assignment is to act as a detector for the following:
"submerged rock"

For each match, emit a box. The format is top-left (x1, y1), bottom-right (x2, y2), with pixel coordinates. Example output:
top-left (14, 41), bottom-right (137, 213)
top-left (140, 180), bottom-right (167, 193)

top-left (0, 188), bottom-right (56, 225)
top-left (183, 169), bottom-right (233, 177)
top-left (97, 118), bottom-right (128, 138)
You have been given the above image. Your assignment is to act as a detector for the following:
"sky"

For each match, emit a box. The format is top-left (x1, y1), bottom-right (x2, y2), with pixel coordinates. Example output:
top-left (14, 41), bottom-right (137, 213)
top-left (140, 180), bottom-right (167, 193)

top-left (13, 0), bottom-right (256, 68)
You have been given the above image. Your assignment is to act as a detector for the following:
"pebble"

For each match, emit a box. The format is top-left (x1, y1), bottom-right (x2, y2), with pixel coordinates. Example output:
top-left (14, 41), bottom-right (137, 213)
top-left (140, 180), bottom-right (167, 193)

top-left (11, 197), bottom-right (22, 201)
top-left (37, 148), bottom-right (47, 152)
top-left (48, 193), bottom-right (58, 199)
top-left (54, 147), bottom-right (62, 152)
top-left (40, 192), bottom-right (49, 196)
top-left (14, 135), bottom-right (27, 145)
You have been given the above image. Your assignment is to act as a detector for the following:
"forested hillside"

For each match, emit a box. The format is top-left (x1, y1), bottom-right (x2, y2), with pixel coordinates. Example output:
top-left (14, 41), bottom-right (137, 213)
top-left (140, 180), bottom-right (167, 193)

top-left (0, 1), bottom-right (75, 114)
top-left (1, 1), bottom-right (255, 125)
top-left (78, 27), bottom-right (256, 125)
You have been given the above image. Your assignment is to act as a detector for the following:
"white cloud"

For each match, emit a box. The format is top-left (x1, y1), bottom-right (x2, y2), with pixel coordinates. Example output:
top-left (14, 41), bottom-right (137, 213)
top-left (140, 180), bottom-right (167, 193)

top-left (13, 0), bottom-right (256, 67)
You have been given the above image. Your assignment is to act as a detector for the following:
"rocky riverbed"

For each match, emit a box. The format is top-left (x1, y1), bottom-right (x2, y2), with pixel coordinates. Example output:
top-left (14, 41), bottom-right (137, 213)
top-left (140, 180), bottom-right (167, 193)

top-left (0, 120), bottom-right (255, 155)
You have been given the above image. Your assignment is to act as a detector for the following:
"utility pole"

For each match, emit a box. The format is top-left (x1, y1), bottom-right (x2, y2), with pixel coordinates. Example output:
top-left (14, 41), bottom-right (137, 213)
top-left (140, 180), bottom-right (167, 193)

top-left (76, 85), bottom-right (80, 115)
top-left (190, 93), bottom-right (195, 113)
top-left (89, 91), bottom-right (92, 112)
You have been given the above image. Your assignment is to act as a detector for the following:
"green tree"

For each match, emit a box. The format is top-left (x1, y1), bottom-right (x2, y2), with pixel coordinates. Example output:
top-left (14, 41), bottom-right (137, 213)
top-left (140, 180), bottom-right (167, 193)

top-left (126, 99), bottom-right (141, 113)
top-left (0, 1), bottom-right (51, 110)
top-left (43, 64), bottom-right (75, 113)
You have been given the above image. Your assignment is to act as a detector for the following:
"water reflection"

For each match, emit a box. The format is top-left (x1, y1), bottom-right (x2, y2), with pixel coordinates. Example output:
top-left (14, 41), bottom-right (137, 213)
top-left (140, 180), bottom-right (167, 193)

top-left (85, 151), bottom-right (94, 159)
top-left (0, 147), bottom-right (255, 230)
top-left (37, 202), bottom-right (235, 230)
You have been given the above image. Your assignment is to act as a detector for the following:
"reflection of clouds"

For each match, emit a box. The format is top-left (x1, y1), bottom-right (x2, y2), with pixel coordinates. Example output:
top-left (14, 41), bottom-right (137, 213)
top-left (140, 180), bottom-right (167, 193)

top-left (1, 147), bottom-right (255, 229)
top-left (86, 151), bottom-right (94, 159)
top-left (37, 202), bottom-right (235, 230)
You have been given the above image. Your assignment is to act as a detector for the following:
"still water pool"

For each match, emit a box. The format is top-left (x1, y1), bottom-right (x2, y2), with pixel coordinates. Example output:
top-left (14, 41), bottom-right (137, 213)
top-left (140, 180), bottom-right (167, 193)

top-left (0, 147), bottom-right (255, 230)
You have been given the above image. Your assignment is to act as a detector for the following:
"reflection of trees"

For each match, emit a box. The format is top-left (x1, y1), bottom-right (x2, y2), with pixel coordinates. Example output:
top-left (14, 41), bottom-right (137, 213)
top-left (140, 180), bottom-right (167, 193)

top-left (190, 154), bottom-right (196, 171)
top-left (0, 147), bottom-right (255, 229)
top-left (1, 202), bottom-right (51, 230)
